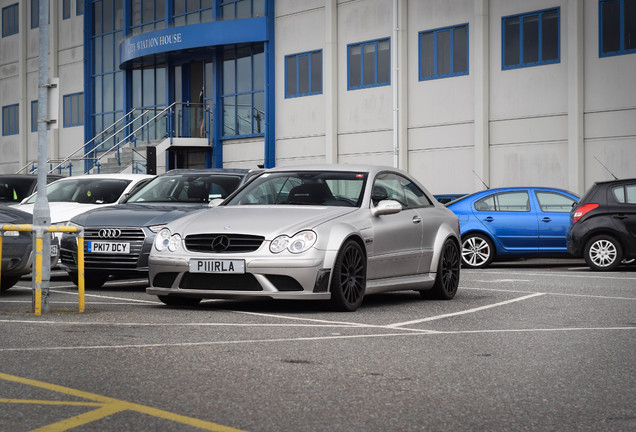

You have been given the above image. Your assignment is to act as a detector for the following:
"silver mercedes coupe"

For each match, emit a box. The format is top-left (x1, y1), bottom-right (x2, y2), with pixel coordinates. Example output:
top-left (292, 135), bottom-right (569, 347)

top-left (146, 165), bottom-right (461, 311)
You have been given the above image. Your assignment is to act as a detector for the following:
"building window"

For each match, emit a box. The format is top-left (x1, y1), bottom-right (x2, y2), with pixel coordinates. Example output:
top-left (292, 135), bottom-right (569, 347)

top-left (77, 0), bottom-right (84, 16)
top-left (130, 0), bottom-right (165, 35)
top-left (31, 101), bottom-right (38, 132)
top-left (285, 50), bottom-right (322, 98)
top-left (600, 0), bottom-right (636, 57)
top-left (172, 0), bottom-right (213, 26)
top-left (63, 93), bottom-right (84, 128)
top-left (502, 8), bottom-right (560, 69)
top-left (2, 3), bottom-right (19, 37)
top-left (2, 104), bottom-right (19, 136)
top-left (31, 0), bottom-right (38, 28)
top-left (419, 24), bottom-right (469, 80)
top-left (63, 0), bottom-right (70, 19)
top-left (222, 43), bottom-right (265, 137)
top-left (220, 0), bottom-right (265, 20)
top-left (347, 38), bottom-right (390, 90)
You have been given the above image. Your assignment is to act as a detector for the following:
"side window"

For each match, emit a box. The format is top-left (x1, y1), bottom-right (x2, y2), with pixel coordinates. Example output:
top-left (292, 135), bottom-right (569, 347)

top-left (475, 192), bottom-right (530, 212)
top-left (348, 38), bottom-right (390, 90)
top-left (612, 184), bottom-right (636, 204)
top-left (373, 173), bottom-right (432, 208)
top-left (535, 191), bottom-right (576, 212)
top-left (285, 50), bottom-right (322, 98)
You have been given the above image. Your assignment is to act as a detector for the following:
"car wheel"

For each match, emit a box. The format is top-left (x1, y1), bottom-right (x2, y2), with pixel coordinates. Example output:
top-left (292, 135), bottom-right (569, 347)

top-left (461, 233), bottom-right (495, 268)
top-left (584, 235), bottom-right (623, 271)
top-left (68, 272), bottom-right (109, 288)
top-left (1, 276), bottom-right (21, 292)
top-left (421, 239), bottom-right (460, 300)
top-left (157, 295), bottom-right (202, 307)
top-left (329, 240), bottom-right (366, 312)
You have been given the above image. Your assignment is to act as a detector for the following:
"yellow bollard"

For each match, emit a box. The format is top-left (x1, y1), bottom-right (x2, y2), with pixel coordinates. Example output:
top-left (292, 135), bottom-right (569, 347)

top-left (77, 234), bottom-right (85, 313)
top-left (34, 235), bottom-right (43, 316)
top-left (0, 233), bottom-right (3, 293)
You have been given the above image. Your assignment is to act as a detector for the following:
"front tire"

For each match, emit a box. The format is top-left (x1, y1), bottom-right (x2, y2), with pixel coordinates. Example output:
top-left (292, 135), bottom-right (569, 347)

top-left (584, 235), bottom-right (623, 271)
top-left (68, 272), bottom-right (109, 288)
top-left (421, 239), bottom-right (460, 300)
top-left (1, 276), bottom-right (21, 292)
top-left (461, 233), bottom-right (495, 268)
top-left (329, 240), bottom-right (366, 312)
top-left (158, 295), bottom-right (202, 307)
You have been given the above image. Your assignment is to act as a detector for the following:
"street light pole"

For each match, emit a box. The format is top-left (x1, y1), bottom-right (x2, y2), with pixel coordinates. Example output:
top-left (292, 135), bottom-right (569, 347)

top-left (35, 0), bottom-right (52, 313)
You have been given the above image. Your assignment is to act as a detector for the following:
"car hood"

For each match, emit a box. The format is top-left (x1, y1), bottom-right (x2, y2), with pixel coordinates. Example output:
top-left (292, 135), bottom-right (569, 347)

top-left (168, 206), bottom-right (359, 237)
top-left (12, 202), bottom-right (118, 224)
top-left (71, 203), bottom-right (208, 227)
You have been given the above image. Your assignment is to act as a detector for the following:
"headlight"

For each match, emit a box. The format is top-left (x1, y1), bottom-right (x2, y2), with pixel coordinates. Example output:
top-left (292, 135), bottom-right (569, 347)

top-left (270, 230), bottom-right (317, 254)
top-left (65, 221), bottom-right (83, 228)
top-left (154, 228), bottom-right (171, 251)
top-left (167, 233), bottom-right (181, 252)
top-left (154, 228), bottom-right (181, 252)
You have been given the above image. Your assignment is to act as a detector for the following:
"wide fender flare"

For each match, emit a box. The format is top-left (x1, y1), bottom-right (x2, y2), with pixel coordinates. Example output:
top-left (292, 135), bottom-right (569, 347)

top-left (428, 222), bottom-right (461, 274)
top-left (316, 222), bottom-right (366, 271)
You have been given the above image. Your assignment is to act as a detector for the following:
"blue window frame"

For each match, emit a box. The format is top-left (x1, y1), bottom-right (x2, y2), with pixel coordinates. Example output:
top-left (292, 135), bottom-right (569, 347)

top-left (347, 38), bottom-right (391, 90)
top-left (222, 43), bottom-right (265, 137)
top-left (63, 0), bottom-right (70, 19)
top-left (2, 3), bottom-right (19, 37)
top-left (172, 0), bottom-right (214, 26)
top-left (2, 104), bottom-right (19, 136)
top-left (130, 0), bottom-right (166, 35)
top-left (285, 50), bottom-right (322, 98)
top-left (31, 101), bottom-right (38, 132)
top-left (77, 0), bottom-right (83, 16)
top-left (220, 0), bottom-right (265, 20)
top-left (502, 8), bottom-right (560, 69)
top-left (63, 93), bottom-right (84, 128)
top-left (600, 0), bottom-right (636, 57)
top-left (419, 24), bottom-right (469, 80)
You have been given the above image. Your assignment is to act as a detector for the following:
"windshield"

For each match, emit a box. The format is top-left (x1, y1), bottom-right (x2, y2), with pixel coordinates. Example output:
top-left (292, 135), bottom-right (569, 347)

top-left (126, 173), bottom-right (244, 203)
top-left (226, 171), bottom-right (367, 207)
top-left (26, 178), bottom-right (131, 204)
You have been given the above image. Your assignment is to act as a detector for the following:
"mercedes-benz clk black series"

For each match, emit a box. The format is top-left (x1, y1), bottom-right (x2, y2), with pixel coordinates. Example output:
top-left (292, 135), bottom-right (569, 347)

top-left (566, 177), bottom-right (636, 271)
top-left (60, 169), bottom-right (257, 287)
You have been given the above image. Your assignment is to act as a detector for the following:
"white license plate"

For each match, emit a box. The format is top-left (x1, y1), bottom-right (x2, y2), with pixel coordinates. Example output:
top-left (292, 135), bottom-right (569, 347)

top-left (189, 259), bottom-right (245, 274)
top-left (51, 245), bottom-right (59, 256)
top-left (87, 241), bottom-right (130, 254)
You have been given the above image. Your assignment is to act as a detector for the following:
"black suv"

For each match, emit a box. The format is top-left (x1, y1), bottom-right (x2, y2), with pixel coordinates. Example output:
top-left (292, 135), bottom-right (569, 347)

top-left (566, 178), bottom-right (636, 271)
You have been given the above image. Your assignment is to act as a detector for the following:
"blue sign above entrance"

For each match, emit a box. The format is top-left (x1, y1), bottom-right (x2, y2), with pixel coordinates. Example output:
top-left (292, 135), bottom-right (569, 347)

top-left (119, 17), bottom-right (267, 69)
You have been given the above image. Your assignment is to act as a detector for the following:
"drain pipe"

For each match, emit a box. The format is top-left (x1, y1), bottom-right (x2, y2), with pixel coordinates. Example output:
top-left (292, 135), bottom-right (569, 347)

top-left (392, 0), bottom-right (399, 169)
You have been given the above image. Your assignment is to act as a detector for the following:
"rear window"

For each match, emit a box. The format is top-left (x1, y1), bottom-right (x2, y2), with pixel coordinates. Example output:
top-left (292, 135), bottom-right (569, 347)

top-left (612, 184), bottom-right (636, 204)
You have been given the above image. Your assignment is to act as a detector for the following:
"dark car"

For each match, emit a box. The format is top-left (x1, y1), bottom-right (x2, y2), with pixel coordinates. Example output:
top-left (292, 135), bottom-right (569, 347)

top-left (59, 169), bottom-right (259, 288)
top-left (566, 178), bottom-right (636, 271)
top-left (447, 187), bottom-right (579, 268)
top-left (0, 207), bottom-right (59, 292)
top-left (0, 174), bottom-right (64, 205)
top-left (434, 194), bottom-right (467, 204)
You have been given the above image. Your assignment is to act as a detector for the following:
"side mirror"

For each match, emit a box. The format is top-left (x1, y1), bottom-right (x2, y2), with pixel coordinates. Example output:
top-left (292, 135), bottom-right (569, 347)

top-left (208, 198), bottom-right (225, 208)
top-left (371, 199), bottom-right (402, 216)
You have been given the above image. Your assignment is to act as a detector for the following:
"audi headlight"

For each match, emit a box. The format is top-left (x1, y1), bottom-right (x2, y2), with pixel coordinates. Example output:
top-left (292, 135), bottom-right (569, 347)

top-left (148, 224), bottom-right (166, 233)
top-left (270, 230), bottom-right (317, 254)
top-left (154, 228), bottom-right (171, 251)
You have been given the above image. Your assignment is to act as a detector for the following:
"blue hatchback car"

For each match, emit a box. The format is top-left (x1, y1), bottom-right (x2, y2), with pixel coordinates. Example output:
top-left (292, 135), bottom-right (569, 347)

top-left (446, 187), bottom-right (579, 268)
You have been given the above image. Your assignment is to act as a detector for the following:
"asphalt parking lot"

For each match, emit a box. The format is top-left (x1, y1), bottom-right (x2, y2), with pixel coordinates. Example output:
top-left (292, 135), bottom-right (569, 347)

top-left (1, 259), bottom-right (635, 432)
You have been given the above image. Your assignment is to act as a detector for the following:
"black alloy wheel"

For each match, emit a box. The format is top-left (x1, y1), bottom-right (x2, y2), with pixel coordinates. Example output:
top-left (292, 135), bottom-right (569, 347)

top-left (329, 240), bottom-right (366, 312)
top-left (422, 238), bottom-right (460, 300)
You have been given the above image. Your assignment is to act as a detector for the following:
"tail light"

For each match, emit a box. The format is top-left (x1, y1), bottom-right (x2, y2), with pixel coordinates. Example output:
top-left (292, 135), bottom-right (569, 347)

top-left (572, 203), bottom-right (599, 224)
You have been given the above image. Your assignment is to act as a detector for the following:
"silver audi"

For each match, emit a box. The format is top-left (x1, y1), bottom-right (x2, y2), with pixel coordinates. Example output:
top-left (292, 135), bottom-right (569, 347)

top-left (147, 165), bottom-right (461, 311)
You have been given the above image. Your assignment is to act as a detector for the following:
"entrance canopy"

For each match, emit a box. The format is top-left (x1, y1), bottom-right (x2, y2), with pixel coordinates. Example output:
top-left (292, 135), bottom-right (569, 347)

top-left (119, 17), bottom-right (267, 69)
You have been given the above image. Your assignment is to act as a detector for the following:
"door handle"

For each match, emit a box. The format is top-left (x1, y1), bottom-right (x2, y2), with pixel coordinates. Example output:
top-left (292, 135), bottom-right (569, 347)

top-left (412, 216), bottom-right (422, 224)
top-left (483, 216), bottom-right (494, 222)
top-left (613, 215), bottom-right (627, 220)
top-left (541, 217), bottom-right (552, 223)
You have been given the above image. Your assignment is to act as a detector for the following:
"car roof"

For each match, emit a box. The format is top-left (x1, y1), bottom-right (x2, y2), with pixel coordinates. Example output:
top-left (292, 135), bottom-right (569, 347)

top-left (265, 164), bottom-right (403, 176)
top-left (48, 173), bottom-right (153, 181)
top-left (593, 177), bottom-right (636, 186)
top-left (159, 168), bottom-right (252, 177)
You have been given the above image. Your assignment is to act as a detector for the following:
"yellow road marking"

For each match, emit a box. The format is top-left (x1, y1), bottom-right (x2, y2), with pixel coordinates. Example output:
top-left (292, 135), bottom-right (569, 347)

top-left (0, 372), bottom-right (247, 432)
top-left (0, 399), bottom-right (103, 407)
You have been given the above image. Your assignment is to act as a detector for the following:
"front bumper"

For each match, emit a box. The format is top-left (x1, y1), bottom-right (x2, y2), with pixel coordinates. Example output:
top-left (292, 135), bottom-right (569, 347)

top-left (146, 253), bottom-right (333, 301)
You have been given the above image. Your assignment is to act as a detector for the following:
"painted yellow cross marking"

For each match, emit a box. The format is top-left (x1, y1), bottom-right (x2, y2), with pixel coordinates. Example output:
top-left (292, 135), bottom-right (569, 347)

top-left (0, 372), bottom-right (247, 432)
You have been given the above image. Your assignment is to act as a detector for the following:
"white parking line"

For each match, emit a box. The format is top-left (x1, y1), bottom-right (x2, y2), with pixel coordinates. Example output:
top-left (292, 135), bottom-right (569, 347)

top-left (0, 325), bottom-right (633, 353)
top-left (387, 292), bottom-right (546, 328)
top-left (463, 286), bottom-right (636, 301)
top-left (463, 270), bottom-right (636, 281)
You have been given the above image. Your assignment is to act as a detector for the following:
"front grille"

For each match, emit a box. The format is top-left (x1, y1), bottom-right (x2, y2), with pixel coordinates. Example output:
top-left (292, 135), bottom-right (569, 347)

top-left (184, 234), bottom-right (264, 253)
top-left (153, 272), bottom-right (179, 288)
top-left (265, 275), bottom-right (303, 291)
top-left (179, 273), bottom-right (262, 290)
top-left (82, 227), bottom-right (146, 269)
